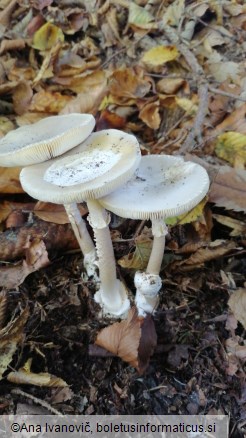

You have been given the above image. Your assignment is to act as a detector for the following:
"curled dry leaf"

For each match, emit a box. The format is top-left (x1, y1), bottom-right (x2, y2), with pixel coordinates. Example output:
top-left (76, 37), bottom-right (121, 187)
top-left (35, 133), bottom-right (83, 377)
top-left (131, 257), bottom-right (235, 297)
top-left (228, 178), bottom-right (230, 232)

top-left (138, 99), bottom-right (161, 129)
top-left (0, 237), bottom-right (50, 288)
top-left (30, 89), bottom-right (72, 113)
top-left (228, 288), bottom-right (246, 330)
top-left (0, 38), bottom-right (25, 55)
top-left (0, 219), bottom-right (79, 261)
top-left (32, 22), bottom-right (64, 51)
top-left (213, 214), bottom-right (246, 237)
top-left (109, 67), bottom-right (151, 101)
top-left (0, 308), bottom-right (29, 381)
top-left (95, 307), bottom-right (157, 374)
top-left (171, 240), bottom-right (238, 271)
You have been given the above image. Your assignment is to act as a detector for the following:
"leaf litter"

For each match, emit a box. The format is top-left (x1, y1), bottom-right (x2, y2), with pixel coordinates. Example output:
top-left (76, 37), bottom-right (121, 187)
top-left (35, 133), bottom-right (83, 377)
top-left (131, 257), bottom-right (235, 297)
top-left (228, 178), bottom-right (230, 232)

top-left (0, 0), bottom-right (245, 432)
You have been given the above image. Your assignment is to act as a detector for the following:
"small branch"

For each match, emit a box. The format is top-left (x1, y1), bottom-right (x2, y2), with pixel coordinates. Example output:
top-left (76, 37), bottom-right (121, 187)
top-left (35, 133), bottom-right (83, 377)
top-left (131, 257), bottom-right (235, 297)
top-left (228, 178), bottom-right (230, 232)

top-left (179, 82), bottom-right (209, 153)
top-left (209, 86), bottom-right (246, 102)
top-left (11, 388), bottom-right (62, 415)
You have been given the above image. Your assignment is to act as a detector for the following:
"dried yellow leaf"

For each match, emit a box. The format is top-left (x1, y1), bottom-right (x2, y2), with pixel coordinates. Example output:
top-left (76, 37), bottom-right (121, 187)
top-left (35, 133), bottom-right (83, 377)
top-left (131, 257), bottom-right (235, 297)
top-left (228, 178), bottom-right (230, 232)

top-left (32, 22), bottom-right (64, 51)
top-left (165, 198), bottom-right (207, 226)
top-left (175, 97), bottom-right (198, 115)
top-left (215, 131), bottom-right (246, 168)
top-left (118, 234), bottom-right (153, 270)
top-left (142, 46), bottom-right (179, 69)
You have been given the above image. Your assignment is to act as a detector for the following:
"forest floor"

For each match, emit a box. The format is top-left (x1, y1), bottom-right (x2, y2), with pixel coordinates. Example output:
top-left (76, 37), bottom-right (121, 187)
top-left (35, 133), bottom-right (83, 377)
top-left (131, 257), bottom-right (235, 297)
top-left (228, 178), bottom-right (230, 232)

top-left (0, 1), bottom-right (246, 437)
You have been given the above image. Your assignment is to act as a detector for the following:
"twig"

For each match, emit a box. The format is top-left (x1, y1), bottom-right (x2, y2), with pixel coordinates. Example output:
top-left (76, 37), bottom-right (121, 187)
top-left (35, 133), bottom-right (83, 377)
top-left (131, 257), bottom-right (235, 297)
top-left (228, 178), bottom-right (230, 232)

top-left (11, 388), bottom-right (62, 415)
top-left (209, 86), bottom-right (246, 102)
top-left (159, 23), bottom-right (203, 75)
top-left (179, 82), bottom-right (209, 153)
top-left (0, 291), bottom-right (7, 329)
top-left (159, 23), bottom-right (208, 152)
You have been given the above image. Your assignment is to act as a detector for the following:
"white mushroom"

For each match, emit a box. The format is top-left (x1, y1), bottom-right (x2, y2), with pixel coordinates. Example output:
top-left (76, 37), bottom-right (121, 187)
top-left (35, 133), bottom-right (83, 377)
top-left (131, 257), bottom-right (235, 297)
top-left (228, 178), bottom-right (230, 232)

top-left (0, 113), bottom-right (95, 166)
top-left (20, 129), bottom-right (141, 317)
top-left (99, 154), bottom-right (210, 316)
top-left (0, 113), bottom-right (97, 278)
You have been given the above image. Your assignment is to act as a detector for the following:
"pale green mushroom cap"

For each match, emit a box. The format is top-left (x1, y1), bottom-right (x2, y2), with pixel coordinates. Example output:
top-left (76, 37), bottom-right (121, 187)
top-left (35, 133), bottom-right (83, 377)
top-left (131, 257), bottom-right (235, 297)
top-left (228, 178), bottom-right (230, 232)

top-left (20, 129), bottom-right (141, 203)
top-left (0, 113), bottom-right (95, 167)
top-left (99, 155), bottom-right (210, 219)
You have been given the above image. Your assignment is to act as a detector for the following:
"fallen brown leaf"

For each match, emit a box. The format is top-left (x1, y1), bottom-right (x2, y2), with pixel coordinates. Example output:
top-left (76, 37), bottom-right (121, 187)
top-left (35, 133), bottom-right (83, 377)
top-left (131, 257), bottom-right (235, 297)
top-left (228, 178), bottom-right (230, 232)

top-left (0, 167), bottom-right (23, 194)
top-left (34, 201), bottom-right (88, 224)
top-left (0, 219), bottom-right (79, 261)
top-left (209, 167), bottom-right (246, 212)
top-left (228, 288), bottom-right (246, 329)
top-left (95, 307), bottom-right (157, 374)
top-left (171, 240), bottom-right (237, 270)
top-left (0, 237), bottom-right (50, 288)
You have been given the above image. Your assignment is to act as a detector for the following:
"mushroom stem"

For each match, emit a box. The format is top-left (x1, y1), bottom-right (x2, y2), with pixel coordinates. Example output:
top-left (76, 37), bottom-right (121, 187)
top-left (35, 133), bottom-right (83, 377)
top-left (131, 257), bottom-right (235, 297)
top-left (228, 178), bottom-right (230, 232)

top-left (87, 199), bottom-right (130, 317)
top-left (64, 202), bottom-right (98, 279)
top-left (134, 219), bottom-right (168, 316)
top-left (147, 218), bottom-right (168, 275)
top-left (146, 235), bottom-right (166, 275)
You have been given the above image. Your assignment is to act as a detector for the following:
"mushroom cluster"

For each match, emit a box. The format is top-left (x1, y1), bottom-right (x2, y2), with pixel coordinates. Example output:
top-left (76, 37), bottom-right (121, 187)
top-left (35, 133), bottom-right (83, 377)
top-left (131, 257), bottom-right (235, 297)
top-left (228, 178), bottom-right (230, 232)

top-left (0, 113), bottom-right (210, 320)
top-left (0, 113), bottom-right (98, 279)
top-left (99, 155), bottom-right (210, 316)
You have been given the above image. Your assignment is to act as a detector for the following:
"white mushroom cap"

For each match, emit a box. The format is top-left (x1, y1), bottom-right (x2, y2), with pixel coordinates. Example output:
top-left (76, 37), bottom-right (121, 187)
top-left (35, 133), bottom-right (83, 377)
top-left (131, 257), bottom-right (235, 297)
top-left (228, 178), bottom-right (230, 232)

top-left (99, 155), bottom-right (210, 219)
top-left (0, 113), bottom-right (95, 167)
top-left (20, 129), bottom-right (141, 203)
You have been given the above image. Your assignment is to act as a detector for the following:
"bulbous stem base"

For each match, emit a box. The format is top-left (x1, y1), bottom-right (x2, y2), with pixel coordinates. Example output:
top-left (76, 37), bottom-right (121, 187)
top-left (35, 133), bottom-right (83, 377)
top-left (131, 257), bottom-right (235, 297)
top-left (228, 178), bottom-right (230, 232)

top-left (94, 279), bottom-right (130, 317)
top-left (134, 271), bottom-right (162, 316)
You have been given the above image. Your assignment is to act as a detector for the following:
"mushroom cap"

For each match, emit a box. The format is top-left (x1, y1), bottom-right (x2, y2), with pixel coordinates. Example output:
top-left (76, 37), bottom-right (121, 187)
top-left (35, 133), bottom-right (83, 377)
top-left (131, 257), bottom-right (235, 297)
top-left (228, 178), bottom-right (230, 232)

top-left (99, 155), bottom-right (210, 219)
top-left (0, 113), bottom-right (95, 167)
top-left (20, 129), bottom-right (141, 204)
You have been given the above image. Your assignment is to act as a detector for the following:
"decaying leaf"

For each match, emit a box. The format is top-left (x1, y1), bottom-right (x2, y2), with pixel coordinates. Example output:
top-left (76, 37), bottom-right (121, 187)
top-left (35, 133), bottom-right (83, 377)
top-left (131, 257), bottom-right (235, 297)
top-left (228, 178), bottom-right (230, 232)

top-left (128, 3), bottom-right (156, 30)
top-left (7, 357), bottom-right (68, 386)
top-left (95, 307), bottom-right (157, 374)
top-left (228, 288), bottom-right (246, 330)
top-left (171, 240), bottom-right (238, 270)
top-left (162, 0), bottom-right (185, 26)
top-left (34, 201), bottom-right (88, 224)
top-left (225, 337), bottom-right (246, 376)
top-left (118, 229), bottom-right (153, 270)
top-left (175, 97), bottom-right (198, 115)
top-left (0, 167), bottom-right (24, 194)
top-left (0, 219), bottom-right (79, 261)
top-left (109, 67), bottom-right (151, 101)
top-left (0, 116), bottom-right (15, 137)
top-left (30, 89), bottom-right (72, 113)
top-left (0, 237), bottom-right (50, 288)
top-left (215, 131), bottom-right (246, 168)
top-left (32, 22), bottom-right (64, 51)
top-left (0, 308), bottom-right (29, 380)
top-left (138, 99), bottom-right (161, 129)
top-left (165, 198), bottom-right (207, 226)
top-left (142, 46), bottom-right (179, 71)
top-left (213, 214), bottom-right (246, 237)
top-left (209, 166), bottom-right (246, 212)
